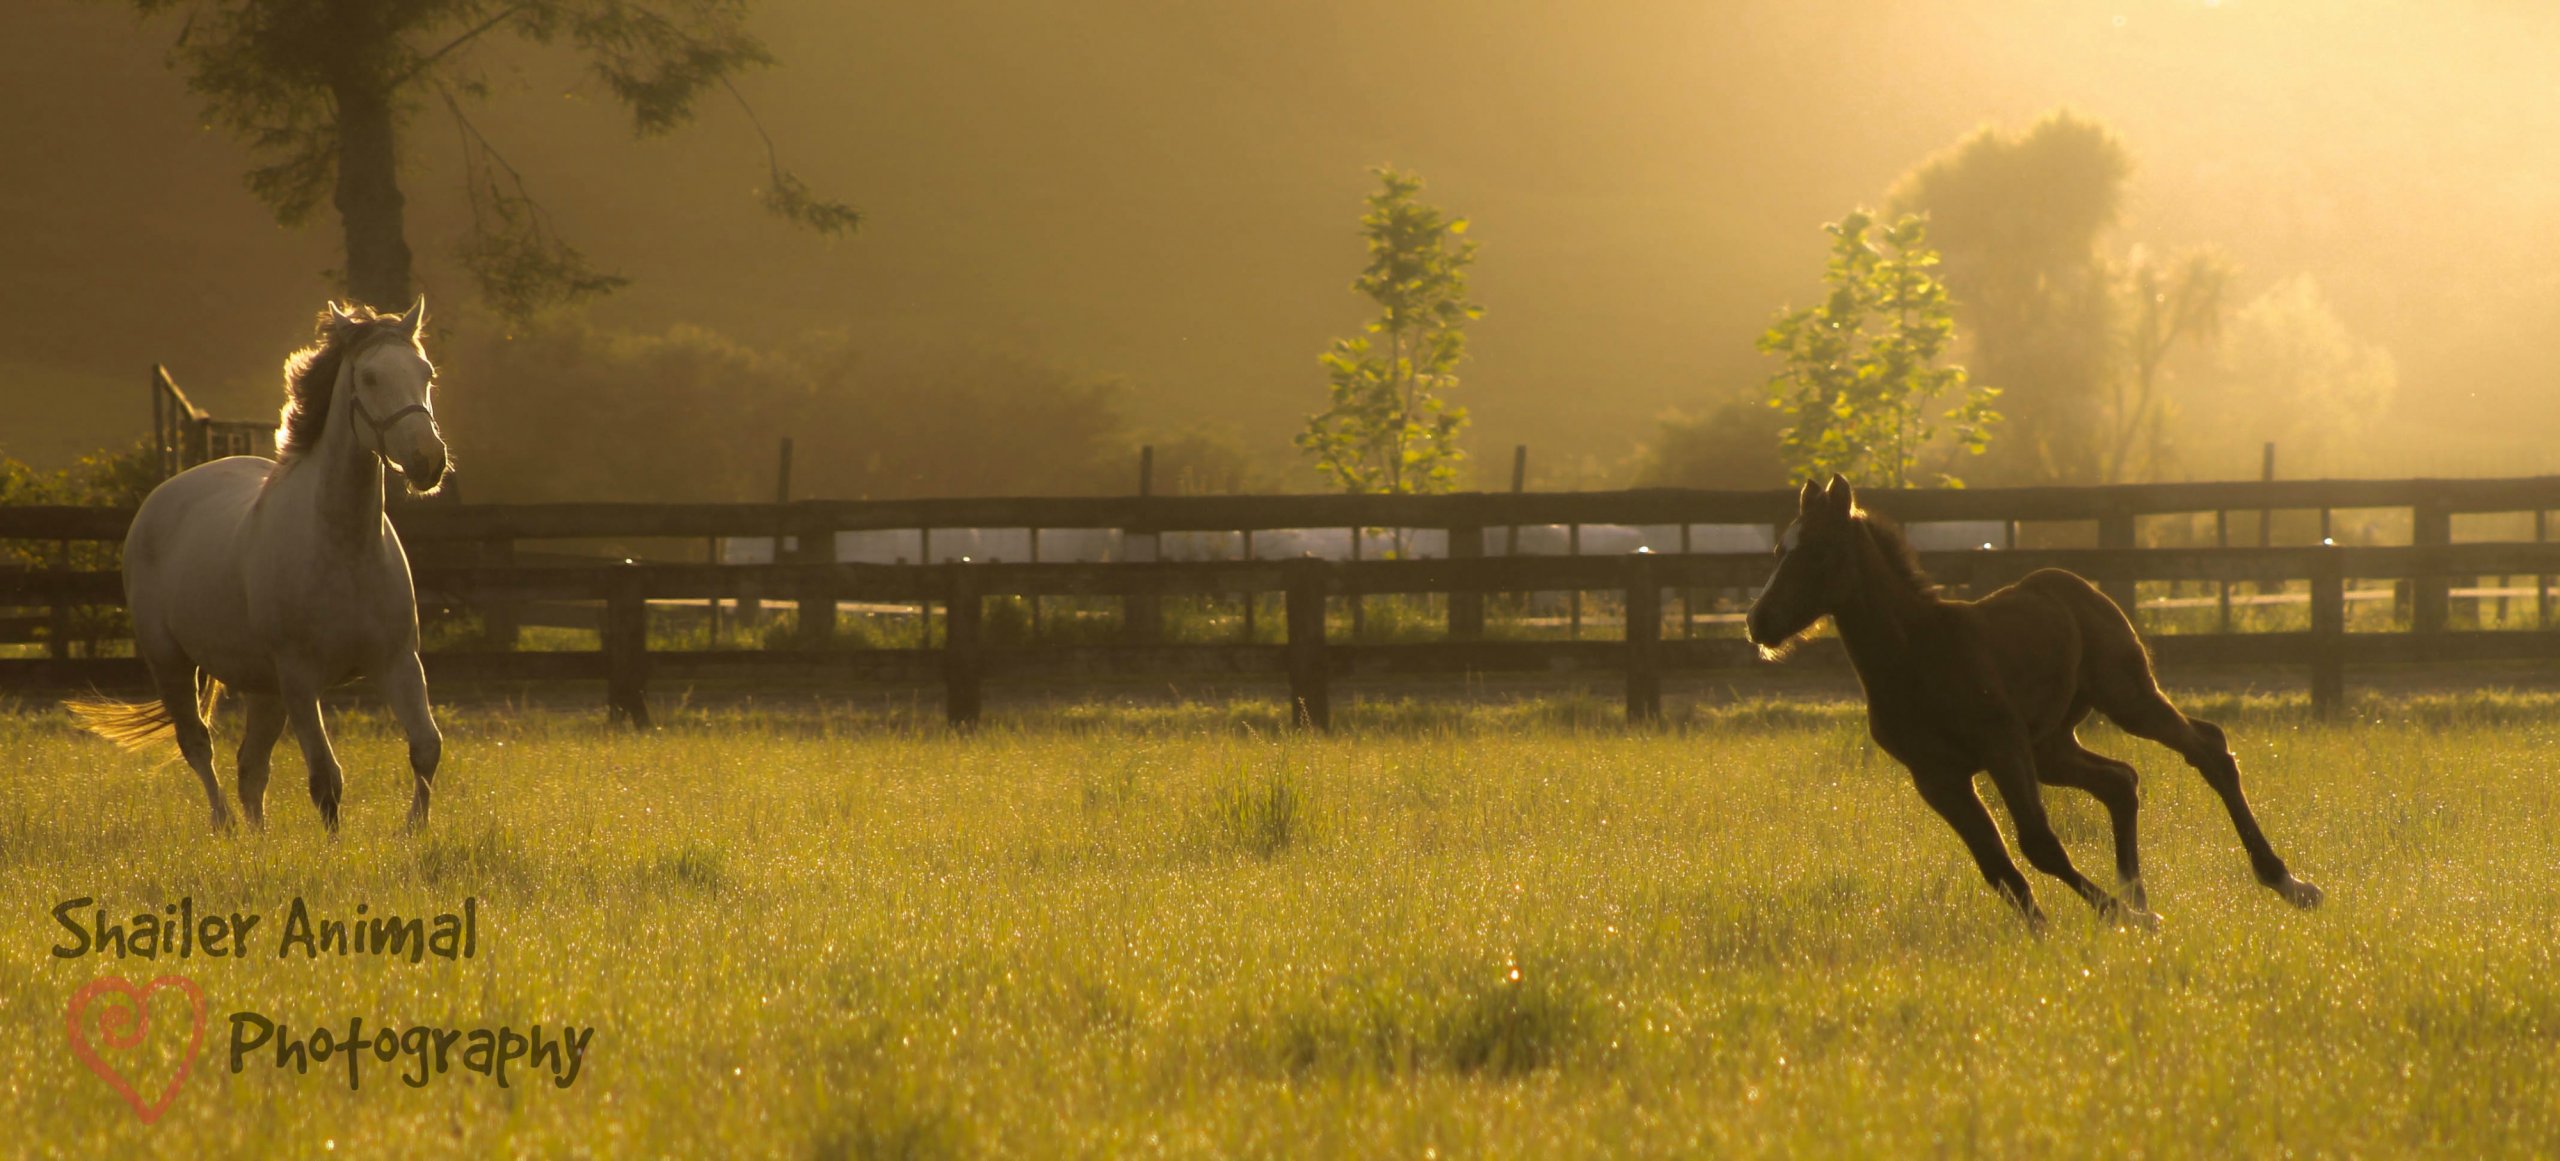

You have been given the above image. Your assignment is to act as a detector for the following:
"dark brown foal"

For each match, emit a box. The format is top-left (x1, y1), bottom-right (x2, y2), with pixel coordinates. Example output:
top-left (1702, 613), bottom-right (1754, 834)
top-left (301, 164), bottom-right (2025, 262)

top-left (1746, 475), bottom-right (2322, 929)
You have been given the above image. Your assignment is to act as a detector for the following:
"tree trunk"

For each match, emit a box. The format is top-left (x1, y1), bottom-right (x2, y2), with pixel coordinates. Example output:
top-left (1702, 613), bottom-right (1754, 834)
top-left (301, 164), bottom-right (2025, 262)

top-left (334, 81), bottom-right (412, 311)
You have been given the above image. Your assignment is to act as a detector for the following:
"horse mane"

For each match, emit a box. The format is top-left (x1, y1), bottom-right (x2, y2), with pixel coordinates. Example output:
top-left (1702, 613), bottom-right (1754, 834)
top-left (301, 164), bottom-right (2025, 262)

top-left (1855, 509), bottom-right (1941, 598)
top-left (274, 305), bottom-right (411, 465)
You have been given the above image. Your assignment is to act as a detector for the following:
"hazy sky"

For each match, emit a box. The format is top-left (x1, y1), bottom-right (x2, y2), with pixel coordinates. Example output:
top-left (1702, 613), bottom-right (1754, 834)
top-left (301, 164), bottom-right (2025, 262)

top-left (7, 0), bottom-right (2558, 482)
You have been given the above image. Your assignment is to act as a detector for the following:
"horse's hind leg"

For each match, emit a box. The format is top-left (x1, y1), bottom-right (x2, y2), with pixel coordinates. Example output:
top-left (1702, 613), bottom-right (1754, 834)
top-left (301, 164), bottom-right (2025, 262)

top-left (234, 693), bottom-right (285, 829)
top-left (2100, 689), bottom-right (2322, 908)
top-left (154, 667), bottom-right (231, 832)
top-left (373, 654), bottom-right (442, 831)
top-left (2036, 736), bottom-right (2150, 912)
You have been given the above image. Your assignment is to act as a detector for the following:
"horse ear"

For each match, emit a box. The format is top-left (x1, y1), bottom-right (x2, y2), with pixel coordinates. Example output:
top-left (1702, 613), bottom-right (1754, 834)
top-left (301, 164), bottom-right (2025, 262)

top-left (1798, 478), bottom-right (1821, 512)
top-left (1824, 474), bottom-right (1855, 517)
top-left (327, 301), bottom-right (356, 328)
top-left (398, 297), bottom-right (426, 338)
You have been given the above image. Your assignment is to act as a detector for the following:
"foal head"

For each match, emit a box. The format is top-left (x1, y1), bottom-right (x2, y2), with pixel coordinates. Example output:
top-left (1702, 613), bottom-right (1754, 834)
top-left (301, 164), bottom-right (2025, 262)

top-left (1746, 474), bottom-right (1866, 656)
top-left (336, 299), bottom-right (446, 492)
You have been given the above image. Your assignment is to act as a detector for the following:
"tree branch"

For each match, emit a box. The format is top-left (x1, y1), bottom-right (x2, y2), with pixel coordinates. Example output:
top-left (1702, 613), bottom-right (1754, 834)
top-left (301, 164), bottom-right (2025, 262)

top-left (394, 3), bottom-right (540, 90)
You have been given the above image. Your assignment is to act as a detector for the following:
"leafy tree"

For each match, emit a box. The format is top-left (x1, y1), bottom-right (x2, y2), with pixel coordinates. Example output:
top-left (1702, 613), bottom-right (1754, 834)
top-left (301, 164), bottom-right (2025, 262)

top-left (1759, 211), bottom-right (1997, 488)
top-left (1889, 111), bottom-right (2128, 481)
top-left (1297, 168), bottom-right (1481, 500)
top-left (119, 0), bottom-right (857, 315)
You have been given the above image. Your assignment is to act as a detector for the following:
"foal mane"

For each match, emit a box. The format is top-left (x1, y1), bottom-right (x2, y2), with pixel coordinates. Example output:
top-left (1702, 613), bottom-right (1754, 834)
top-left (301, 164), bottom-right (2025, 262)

top-left (1854, 510), bottom-right (1941, 598)
top-left (274, 305), bottom-right (412, 465)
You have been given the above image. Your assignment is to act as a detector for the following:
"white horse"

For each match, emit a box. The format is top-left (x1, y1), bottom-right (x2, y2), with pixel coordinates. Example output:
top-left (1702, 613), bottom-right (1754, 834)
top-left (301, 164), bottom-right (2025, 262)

top-left (70, 301), bottom-right (449, 833)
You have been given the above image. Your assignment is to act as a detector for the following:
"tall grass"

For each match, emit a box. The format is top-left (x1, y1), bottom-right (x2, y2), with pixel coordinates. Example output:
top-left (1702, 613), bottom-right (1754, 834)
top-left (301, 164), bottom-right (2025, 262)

top-left (2, 693), bottom-right (2557, 1155)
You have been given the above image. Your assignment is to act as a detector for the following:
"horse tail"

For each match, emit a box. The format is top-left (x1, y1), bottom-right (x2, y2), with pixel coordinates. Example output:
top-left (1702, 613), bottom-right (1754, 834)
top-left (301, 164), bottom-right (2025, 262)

top-left (64, 675), bottom-right (223, 752)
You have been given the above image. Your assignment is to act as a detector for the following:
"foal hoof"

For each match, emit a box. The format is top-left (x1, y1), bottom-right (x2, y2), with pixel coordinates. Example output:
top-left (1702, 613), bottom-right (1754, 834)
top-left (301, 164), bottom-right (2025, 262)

top-left (2115, 905), bottom-right (2162, 932)
top-left (2275, 876), bottom-right (2325, 909)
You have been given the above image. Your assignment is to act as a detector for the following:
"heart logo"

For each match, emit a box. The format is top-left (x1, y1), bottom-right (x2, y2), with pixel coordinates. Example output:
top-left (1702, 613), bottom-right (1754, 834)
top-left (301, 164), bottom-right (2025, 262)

top-left (65, 975), bottom-right (207, 1124)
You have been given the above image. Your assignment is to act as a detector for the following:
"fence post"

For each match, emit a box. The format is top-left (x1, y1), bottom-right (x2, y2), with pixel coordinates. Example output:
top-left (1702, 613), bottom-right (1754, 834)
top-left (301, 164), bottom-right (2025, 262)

top-left (1679, 523), bottom-right (1696, 639)
top-left (793, 510), bottom-right (837, 648)
top-left (944, 564), bottom-right (983, 728)
top-left (2538, 510), bottom-right (2550, 628)
top-left (1124, 447), bottom-right (1161, 645)
top-left (2412, 496), bottom-right (2451, 633)
top-left (1624, 553), bottom-right (1661, 725)
top-left (1568, 524), bottom-right (1583, 640)
top-left (2215, 508), bottom-right (2232, 633)
top-left (46, 541), bottom-right (70, 664)
top-left (1447, 523), bottom-right (1485, 638)
top-left (2308, 549), bottom-right (2344, 721)
top-left (1239, 530), bottom-right (1256, 642)
top-left (2097, 505), bottom-right (2138, 615)
top-left (1284, 559), bottom-right (1330, 730)
top-left (1505, 445), bottom-right (1528, 622)
top-left (604, 567), bottom-right (651, 728)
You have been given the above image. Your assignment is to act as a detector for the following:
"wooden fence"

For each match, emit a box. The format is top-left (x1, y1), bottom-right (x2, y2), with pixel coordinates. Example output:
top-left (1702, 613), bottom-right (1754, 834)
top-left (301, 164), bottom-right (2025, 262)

top-left (8, 475), bottom-right (2560, 727)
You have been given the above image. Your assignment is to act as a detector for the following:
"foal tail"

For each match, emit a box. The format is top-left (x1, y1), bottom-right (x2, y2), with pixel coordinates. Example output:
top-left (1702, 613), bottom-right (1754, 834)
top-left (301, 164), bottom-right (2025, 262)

top-left (64, 676), bottom-right (223, 752)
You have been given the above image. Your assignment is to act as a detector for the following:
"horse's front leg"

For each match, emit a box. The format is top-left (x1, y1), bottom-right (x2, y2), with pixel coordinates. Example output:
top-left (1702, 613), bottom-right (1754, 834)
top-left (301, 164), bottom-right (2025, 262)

top-left (1982, 733), bottom-right (2149, 928)
top-left (278, 671), bottom-right (344, 834)
top-left (373, 653), bottom-right (442, 831)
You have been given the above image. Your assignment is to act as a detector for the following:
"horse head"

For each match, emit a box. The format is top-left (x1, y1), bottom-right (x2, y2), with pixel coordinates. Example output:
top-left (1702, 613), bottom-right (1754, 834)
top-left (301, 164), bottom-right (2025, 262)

top-left (341, 298), bottom-right (447, 493)
top-left (1746, 473), bottom-right (1861, 656)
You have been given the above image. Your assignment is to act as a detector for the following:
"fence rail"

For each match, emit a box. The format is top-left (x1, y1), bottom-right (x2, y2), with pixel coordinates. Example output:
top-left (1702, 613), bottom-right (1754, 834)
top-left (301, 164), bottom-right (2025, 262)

top-left (9, 476), bottom-right (2560, 726)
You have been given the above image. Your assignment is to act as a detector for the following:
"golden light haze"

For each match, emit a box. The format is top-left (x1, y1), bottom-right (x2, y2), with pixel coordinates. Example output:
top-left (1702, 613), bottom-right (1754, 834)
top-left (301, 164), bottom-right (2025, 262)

top-left (4, 0), bottom-right (2555, 485)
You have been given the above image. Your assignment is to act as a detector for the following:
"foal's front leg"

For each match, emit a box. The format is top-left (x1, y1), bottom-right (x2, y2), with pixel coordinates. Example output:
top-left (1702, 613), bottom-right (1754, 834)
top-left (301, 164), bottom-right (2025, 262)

top-left (1910, 766), bottom-right (2045, 929)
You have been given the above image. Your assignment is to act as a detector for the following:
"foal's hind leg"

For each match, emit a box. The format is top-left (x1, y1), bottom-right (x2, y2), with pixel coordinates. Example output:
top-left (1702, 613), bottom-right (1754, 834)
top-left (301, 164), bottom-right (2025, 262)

top-left (2103, 691), bottom-right (2321, 908)
top-left (2036, 736), bottom-right (2150, 913)
top-left (154, 668), bottom-right (230, 832)
top-left (234, 693), bottom-right (286, 829)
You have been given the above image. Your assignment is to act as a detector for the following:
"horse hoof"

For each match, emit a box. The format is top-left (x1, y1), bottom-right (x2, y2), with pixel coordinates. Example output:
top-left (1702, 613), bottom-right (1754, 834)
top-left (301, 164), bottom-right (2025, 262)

top-left (2278, 877), bottom-right (2325, 909)
top-left (2119, 906), bottom-right (2162, 932)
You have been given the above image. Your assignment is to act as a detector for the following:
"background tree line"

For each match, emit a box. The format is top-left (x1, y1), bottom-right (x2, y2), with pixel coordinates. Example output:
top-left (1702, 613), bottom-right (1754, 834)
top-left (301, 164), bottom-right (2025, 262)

top-left (0, 58), bottom-right (2404, 502)
top-left (1645, 110), bottom-right (2398, 489)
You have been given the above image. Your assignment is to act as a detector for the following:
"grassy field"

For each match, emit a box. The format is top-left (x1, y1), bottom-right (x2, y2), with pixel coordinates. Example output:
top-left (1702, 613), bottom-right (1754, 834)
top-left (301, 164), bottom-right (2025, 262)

top-left (2, 689), bottom-right (2556, 1157)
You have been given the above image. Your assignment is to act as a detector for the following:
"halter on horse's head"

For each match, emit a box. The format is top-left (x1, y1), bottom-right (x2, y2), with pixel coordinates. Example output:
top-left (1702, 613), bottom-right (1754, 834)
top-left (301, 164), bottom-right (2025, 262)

top-left (327, 299), bottom-right (446, 492)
